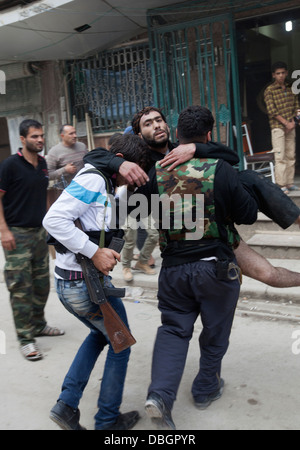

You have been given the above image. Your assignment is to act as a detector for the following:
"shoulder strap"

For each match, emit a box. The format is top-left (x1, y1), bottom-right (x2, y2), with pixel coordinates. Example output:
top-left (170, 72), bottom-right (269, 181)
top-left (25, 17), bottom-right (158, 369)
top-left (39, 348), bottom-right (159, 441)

top-left (77, 168), bottom-right (111, 249)
top-left (79, 168), bottom-right (112, 194)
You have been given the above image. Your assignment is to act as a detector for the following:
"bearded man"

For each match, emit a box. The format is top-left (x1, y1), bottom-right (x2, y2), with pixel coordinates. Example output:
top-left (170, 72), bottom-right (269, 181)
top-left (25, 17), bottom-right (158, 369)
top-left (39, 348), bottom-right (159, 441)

top-left (0, 119), bottom-right (64, 361)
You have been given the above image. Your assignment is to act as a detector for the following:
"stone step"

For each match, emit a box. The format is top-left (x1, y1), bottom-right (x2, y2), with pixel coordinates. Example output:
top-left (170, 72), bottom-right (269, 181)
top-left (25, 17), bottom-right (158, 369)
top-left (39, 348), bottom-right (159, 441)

top-left (287, 191), bottom-right (300, 208)
top-left (246, 231), bottom-right (300, 259)
top-left (237, 212), bottom-right (299, 242)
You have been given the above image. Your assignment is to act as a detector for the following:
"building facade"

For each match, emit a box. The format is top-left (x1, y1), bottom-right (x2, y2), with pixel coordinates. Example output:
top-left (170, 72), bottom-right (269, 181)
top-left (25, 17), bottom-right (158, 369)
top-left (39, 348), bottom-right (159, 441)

top-left (0, 0), bottom-right (300, 168)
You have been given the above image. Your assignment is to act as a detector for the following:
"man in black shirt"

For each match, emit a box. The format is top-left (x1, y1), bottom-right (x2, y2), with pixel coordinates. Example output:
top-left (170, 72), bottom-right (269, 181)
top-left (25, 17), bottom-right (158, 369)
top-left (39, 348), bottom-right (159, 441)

top-left (0, 119), bottom-right (64, 361)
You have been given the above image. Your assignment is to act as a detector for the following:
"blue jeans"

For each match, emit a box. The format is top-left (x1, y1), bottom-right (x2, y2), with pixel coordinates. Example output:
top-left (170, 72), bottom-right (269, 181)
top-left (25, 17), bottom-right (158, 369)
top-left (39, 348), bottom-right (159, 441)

top-left (55, 277), bottom-right (131, 429)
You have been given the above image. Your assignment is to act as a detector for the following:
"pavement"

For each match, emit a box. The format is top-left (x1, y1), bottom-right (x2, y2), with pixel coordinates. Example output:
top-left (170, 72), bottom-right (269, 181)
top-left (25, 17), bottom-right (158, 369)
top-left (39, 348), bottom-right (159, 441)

top-left (1, 245), bottom-right (300, 431)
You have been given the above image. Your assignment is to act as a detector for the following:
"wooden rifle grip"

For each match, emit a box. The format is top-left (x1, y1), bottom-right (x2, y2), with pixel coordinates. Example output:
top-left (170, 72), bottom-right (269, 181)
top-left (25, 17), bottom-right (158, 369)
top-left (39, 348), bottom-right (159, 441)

top-left (74, 219), bottom-right (136, 353)
top-left (100, 302), bottom-right (136, 353)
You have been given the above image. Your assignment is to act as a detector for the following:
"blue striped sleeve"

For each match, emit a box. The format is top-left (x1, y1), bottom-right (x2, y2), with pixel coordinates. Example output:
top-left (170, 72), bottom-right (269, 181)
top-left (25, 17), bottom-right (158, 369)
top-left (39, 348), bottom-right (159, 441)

top-left (65, 180), bottom-right (108, 205)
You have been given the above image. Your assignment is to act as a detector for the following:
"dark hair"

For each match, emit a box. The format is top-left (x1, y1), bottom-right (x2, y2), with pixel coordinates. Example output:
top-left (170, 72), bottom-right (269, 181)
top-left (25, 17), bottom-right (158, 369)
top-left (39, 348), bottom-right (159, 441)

top-left (19, 119), bottom-right (43, 138)
top-left (131, 106), bottom-right (167, 135)
top-left (108, 133), bottom-right (122, 147)
top-left (271, 61), bottom-right (288, 73)
top-left (109, 134), bottom-right (152, 172)
top-left (177, 106), bottom-right (214, 143)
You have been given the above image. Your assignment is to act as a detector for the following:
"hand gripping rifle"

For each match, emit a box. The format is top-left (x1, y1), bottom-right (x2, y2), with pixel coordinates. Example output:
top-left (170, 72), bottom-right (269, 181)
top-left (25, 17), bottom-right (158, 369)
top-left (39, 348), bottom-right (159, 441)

top-left (75, 219), bottom-right (136, 354)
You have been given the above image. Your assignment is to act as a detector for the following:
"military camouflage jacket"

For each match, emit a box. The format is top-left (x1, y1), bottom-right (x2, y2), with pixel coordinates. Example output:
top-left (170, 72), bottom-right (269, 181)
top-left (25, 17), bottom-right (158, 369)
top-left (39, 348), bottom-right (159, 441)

top-left (137, 157), bottom-right (257, 267)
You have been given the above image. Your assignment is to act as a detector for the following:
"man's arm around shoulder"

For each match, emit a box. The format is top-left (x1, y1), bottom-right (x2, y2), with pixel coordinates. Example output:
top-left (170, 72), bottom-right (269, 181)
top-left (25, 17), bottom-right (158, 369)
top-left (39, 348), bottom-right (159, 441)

top-left (84, 147), bottom-right (149, 187)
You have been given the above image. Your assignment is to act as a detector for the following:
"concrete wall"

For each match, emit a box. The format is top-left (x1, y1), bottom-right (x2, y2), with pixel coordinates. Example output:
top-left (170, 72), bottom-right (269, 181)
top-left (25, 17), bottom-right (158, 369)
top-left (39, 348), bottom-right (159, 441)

top-left (40, 61), bottom-right (68, 153)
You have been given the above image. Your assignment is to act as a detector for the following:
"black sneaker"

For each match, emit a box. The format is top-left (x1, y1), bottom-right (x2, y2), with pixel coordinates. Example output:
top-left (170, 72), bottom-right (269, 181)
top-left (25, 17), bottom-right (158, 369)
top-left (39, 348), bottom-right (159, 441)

top-left (194, 378), bottom-right (225, 410)
top-left (50, 400), bottom-right (86, 430)
top-left (145, 392), bottom-right (176, 430)
top-left (99, 411), bottom-right (140, 430)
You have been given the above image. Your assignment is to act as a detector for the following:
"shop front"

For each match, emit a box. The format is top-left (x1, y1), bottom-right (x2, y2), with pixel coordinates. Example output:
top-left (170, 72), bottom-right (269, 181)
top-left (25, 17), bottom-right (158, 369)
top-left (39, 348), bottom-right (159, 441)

top-left (236, 8), bottom-right (300, 168)
top-left (148, 0), bottom-right (300, 169)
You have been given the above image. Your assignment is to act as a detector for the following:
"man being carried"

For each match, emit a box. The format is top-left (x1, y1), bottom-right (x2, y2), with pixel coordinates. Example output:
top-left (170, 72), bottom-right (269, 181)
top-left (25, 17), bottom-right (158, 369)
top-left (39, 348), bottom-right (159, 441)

top-left (85, 106), bottom-right (300, 288)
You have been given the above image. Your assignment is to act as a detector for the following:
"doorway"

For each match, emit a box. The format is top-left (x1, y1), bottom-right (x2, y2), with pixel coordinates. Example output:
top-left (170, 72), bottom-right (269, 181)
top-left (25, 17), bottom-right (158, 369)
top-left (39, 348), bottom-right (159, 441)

top-left (150, 13), bottom-right (243, 165)
top-left (236, 8), bottom-right (300, 171)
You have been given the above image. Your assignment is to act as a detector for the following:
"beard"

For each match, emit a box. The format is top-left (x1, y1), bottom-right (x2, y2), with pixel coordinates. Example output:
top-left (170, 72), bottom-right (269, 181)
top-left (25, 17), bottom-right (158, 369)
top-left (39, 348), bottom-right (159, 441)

top-left (142, 131), bottom-right (170, 150)
top-left (25, 140), bottom-right (43, 153)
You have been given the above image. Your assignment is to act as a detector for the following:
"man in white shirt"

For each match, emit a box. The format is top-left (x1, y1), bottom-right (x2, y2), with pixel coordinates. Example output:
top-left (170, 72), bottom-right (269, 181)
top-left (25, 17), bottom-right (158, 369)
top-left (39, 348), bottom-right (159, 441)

top-left (43, 134), bottom-right (152, 430)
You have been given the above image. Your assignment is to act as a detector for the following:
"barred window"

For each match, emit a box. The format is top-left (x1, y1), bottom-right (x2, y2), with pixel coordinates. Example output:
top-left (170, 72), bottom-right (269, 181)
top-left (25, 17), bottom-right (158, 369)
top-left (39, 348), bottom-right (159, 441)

top-left (68, 44), bottom-right (154, 134)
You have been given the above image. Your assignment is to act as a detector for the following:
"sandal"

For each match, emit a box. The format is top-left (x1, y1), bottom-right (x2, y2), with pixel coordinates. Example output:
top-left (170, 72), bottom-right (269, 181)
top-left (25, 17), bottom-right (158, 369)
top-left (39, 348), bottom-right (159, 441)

top-left (36, 325), bottom-right (65, 337)
top-left (287, 185), bottom-right (300, 191)
top-left (281, 187), bottom-right (289, 195)
top-left (20, 343), bottom-right (43, 361)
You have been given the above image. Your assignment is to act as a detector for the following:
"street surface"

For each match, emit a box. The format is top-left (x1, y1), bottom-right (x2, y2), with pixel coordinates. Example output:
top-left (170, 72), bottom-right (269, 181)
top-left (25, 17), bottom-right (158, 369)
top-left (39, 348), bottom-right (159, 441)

top-left (1, 279), bottom-right (300, 431)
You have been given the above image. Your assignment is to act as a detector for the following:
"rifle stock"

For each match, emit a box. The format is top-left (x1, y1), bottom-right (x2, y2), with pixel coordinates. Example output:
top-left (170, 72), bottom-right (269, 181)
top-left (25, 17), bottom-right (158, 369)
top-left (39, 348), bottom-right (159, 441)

top-left (100, 302), bottom-right (136, 353)
top-left (75, 219), bottom-right (136, 354)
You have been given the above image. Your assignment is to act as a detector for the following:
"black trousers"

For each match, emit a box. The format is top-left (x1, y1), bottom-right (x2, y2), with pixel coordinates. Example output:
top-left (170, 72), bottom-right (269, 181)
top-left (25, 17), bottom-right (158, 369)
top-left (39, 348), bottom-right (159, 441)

top-left (148, 260), bottom-right (240, 410)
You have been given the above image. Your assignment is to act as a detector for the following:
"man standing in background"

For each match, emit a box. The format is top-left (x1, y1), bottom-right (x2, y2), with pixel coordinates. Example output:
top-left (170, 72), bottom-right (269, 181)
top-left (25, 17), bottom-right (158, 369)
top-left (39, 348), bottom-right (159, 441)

top-left (264, 61), bottom-right (300, 193)
top-left (46, 124), bottom-right (88, 186)
top-left (0, 119), bottom-right (64, 362)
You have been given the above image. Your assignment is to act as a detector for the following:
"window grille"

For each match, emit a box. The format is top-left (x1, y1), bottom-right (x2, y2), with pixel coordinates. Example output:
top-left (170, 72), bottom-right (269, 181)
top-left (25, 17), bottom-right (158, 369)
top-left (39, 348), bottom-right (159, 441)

top-left (68, 44), bottom-right (154, 134)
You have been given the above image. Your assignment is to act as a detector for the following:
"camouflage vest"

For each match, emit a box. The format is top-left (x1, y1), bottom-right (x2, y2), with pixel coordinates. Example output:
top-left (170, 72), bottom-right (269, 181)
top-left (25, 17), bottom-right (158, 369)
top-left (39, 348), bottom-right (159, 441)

top-left (156, 158), bottom-right (240, 251)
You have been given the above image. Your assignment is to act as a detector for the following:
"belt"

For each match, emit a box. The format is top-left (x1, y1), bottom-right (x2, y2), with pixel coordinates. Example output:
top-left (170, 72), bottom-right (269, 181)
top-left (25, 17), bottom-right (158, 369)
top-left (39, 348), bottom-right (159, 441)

top-left (55, 266), bottom-right (84, 281)
top-left (55, 266), bottom-right (126, 297)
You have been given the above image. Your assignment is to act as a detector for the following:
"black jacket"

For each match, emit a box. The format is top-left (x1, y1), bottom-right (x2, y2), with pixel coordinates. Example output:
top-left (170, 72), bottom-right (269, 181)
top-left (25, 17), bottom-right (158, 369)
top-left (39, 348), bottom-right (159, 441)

top-left (83, 141), bottom-right (239, 173)
top-left (84, 141), bottom-right (299, 230)
top-left (84, 142), bottom-right (258, 266)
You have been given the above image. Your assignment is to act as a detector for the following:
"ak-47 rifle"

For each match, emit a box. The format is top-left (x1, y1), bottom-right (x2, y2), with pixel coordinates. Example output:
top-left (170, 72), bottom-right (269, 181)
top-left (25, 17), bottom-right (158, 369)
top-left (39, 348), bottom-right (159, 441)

top-left (75, 219), bottom-right (136, 354)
